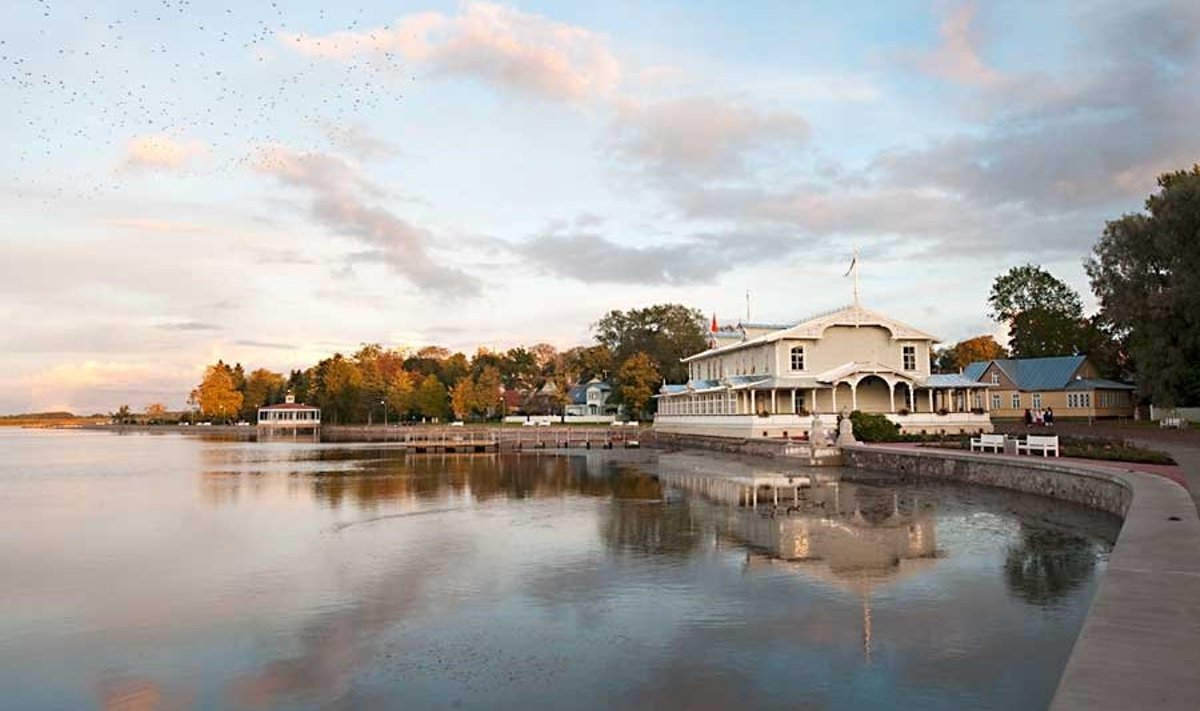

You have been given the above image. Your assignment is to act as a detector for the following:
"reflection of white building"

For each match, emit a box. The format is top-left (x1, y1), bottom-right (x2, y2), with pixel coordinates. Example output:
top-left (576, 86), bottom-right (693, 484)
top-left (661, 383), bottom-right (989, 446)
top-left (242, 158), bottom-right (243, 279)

top-left (655, 302), bottom-right (993, 438)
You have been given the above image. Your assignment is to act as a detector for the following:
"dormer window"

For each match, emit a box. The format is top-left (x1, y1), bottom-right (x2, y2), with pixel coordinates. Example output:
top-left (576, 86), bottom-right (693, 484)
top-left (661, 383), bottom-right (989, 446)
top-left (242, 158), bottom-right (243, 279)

top-left (790, 346), bottom-right (805, 371)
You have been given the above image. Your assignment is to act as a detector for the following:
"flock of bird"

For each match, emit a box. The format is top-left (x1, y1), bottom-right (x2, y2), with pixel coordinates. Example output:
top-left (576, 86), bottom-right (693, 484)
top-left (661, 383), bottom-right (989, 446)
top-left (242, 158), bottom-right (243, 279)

top-left (5, 0), bottom-right (414, 202)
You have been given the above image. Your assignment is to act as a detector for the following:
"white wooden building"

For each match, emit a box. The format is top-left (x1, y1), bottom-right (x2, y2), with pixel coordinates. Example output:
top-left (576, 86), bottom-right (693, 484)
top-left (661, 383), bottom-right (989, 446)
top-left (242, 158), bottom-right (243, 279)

top-left (654, 302), bottom-right (993, 438)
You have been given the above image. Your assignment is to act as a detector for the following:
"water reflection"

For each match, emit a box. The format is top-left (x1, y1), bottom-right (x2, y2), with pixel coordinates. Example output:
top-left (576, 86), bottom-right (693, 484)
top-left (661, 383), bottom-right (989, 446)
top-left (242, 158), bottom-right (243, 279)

top-left (1005, 526), bottom-right (1099, 606)
top-left (0, 433), bottom-right (1123, 711)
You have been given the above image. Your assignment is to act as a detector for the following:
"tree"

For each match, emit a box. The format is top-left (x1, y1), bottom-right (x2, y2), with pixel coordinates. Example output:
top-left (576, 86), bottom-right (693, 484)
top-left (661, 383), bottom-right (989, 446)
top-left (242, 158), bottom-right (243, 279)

top-left (474, 366), bottom-right (504, 417)
top-left (114, 404), bottom-right (132, 425)
top-left (935, 335), bottom-right (1008, 372)
top-left (412, 373), bottom-right (450, 421)
top-left (988, 265), bottom-right (1087, 358)
top-left (451, 378), bottom-right (478, 420)
top-left (144, 402), bottom-right (167, 424)
top-left (242, 369), bottom-right (286, 421)
top-left (386, 370), bottom-right (415, 419)
top-left (593, 304), bottom-right (705, 383)
top-left (1087, 165), bottom-right (1200, 405)
top-left (314, 354), bottom-right (364, 424)
top-left (192, 362), bottom-right (244, 422)
top-left (616, 352), bottom-right (660, 420)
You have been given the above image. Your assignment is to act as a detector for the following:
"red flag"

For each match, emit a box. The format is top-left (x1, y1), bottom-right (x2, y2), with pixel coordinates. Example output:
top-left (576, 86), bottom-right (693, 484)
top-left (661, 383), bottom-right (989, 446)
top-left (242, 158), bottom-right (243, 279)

top-left (710, 313), bottom-right (718, 332)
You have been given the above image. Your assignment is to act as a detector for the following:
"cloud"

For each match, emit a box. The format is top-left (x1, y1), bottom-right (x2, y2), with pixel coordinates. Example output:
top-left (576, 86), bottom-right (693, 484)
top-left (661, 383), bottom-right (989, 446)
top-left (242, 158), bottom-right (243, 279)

top-left (234, 340), bottom-right (296, 350)
top-left (155, 321), bottom-right (222, 332)
top-left (610, 96), bottom-right (810, 178)
top-left (100, 218), bottom-right (215, 234)
top-left (514, 220), bottom-right (804, 285)
top-left (907, 3), bottom-right (1002, 86)
top-left (280, 2), bottom-right (621, 102)
top-left (122, 134), bottom-right (209, 171)
top-left (322, 123), bottom-right (400, 162)
top-left (250, 145), bottom-right (481, 297)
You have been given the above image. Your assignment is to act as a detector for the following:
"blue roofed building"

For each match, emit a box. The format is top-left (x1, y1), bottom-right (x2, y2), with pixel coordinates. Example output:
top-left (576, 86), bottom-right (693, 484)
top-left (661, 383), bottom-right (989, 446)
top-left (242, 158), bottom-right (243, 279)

top-left (962, 355), bottom-right (1136, 419)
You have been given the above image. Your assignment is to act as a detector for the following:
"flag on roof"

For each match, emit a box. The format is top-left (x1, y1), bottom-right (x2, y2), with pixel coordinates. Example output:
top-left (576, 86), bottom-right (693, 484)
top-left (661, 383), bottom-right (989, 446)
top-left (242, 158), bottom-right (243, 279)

top-left (843, 254), bottom-right (857, 277)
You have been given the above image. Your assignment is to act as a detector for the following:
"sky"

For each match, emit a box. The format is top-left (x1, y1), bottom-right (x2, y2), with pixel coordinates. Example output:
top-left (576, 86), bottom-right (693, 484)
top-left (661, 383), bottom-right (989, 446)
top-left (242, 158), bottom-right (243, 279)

top-left (2, 0), bottom-right (1198, 414)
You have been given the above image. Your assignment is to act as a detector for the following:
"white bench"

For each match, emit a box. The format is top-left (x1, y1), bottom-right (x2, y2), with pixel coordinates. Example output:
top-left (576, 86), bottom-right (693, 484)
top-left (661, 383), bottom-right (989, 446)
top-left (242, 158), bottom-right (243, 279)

top-left (1016, 435), bottom-right (1059, 457)
top-left (970, 433), bottom-right (1006, 453)
top-left (1160, 417), bottom-right (1185, 430)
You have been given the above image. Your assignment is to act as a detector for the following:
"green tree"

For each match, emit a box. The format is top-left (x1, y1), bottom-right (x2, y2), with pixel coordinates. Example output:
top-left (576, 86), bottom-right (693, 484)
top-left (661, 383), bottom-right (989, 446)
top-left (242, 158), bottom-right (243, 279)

top-left (593, 304), bottom-right (705, 383)
top-left (242, 368), bottom-right (286, 421)
top-left (616, 352), bottom-right (660, 420)
top-left (988, 265), bottom-right (1087, 358)
top-left (114, 404), bottom-right (132, 425)
top-left (412, 373), bottom-right (450, 421)
top-left (1087, 165), bottom-right (1200, 405)
top-left (314, 354), bottom-right (364, 424)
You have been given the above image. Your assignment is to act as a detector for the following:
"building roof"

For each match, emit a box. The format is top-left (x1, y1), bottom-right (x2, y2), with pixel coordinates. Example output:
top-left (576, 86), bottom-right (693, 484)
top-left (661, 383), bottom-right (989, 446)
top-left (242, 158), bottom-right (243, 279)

top-left (683, 303), bottom-right (939, 362)
top-left (567, 379), bottom-right (612, 404)
top-left (258, 402), bottom-right (319, 410)
top-left (964, 356), bottom-right (1091, 391)
top-left (924, 373), bottom-right (986, 388)
top-left (1065, 378), bottom-right (1137, 391)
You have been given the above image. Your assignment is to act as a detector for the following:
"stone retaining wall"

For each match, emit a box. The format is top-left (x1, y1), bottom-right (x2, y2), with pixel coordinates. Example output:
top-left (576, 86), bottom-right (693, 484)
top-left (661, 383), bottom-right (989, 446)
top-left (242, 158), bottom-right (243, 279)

top-left (841, 445), bottom-right (1131, 517)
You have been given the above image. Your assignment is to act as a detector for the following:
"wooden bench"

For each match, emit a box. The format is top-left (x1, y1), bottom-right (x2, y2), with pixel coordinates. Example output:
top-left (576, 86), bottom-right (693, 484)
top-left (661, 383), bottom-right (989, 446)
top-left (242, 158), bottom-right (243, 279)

top-left (970, 433), bottom-right (1006, 453)
top-left (1160, 417), bottom-right (1185, 430)
top-left (1016, 435), bottom-right (1059, 457)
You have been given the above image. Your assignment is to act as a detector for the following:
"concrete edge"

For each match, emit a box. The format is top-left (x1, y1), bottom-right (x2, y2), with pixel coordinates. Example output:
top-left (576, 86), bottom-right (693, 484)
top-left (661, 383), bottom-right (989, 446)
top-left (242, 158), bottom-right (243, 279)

top-left (841, 444), bottom-right (1200, 711)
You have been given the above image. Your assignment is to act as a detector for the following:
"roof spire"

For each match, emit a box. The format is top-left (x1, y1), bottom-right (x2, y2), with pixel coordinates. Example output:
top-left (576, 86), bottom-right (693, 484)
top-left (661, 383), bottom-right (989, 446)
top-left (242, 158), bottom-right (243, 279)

top-left (745, 289), bottom-right (752, 321)
top-left (710, 312), bottom-right (718, 333)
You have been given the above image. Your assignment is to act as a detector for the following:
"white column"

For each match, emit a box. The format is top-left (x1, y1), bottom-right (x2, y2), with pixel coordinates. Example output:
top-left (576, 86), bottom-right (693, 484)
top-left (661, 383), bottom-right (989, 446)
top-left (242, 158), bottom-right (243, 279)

top-left (889, 384), bottom-right (896, 413)
top-left (851, 382), bottom-right (858, 411)
top-left (751, 390), bottom-right (757, 413)
top-left (791, 389), bottom-right (797, 413)
top-left (771, 389), bottom-right (777, 414)
top-left (928, 390), bottom-right (934, 412)
top-left (832, 386), bottom-right (838, 412)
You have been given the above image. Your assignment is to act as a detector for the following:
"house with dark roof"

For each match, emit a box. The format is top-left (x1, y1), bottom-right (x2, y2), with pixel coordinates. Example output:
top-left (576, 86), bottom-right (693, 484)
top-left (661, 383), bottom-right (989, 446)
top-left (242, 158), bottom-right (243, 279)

top-left (565, 378), bottom-right (617, 417)
top-left (962, 355), bottom-right (1135, 419)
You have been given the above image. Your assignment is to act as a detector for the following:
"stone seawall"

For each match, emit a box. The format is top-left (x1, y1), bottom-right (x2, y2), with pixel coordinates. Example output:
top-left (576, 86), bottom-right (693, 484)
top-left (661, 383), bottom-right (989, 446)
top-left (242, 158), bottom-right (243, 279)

top-left (841, 445), bottom-right (1131, 517)
top-left (650, 431), bottom-right (843, 466)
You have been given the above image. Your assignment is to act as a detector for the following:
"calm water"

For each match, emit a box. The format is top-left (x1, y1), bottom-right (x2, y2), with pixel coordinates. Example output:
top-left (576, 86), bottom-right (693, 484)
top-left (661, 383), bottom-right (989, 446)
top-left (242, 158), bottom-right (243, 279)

top-left (0, 430), bottom-right (1120, 710)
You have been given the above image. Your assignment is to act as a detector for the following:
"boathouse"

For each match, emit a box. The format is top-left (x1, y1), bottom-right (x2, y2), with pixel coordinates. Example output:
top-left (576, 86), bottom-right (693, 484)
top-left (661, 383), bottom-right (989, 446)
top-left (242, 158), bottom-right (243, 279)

top-left (256, 393), bottom-right (321, 439)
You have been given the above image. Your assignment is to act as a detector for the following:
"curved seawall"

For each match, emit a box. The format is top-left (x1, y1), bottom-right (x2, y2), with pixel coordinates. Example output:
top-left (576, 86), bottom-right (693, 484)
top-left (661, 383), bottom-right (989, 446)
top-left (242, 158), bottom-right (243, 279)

top-left (841, 444), bottom-right (1200, 711)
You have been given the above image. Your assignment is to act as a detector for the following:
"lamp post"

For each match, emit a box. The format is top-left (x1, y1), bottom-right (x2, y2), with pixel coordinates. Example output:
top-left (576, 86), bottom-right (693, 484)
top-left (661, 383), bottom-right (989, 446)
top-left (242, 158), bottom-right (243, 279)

top-left (381, 399), bottom-right (387, 427)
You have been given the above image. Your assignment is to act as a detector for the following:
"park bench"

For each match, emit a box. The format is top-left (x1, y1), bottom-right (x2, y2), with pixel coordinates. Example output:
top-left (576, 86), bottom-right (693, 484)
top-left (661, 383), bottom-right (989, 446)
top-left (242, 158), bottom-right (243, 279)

top-left (1160, 417), bottom-right (1185, 430)
top-left (969, 433), bottom-right (1006, 453)
top-left (1016, 434), bottom-right (1060, 457)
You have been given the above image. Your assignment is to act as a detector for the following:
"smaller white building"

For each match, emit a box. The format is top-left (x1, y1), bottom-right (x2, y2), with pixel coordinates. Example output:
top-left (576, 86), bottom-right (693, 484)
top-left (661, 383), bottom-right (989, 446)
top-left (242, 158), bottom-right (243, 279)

top-left (257, 393), bottom-right (321, 439)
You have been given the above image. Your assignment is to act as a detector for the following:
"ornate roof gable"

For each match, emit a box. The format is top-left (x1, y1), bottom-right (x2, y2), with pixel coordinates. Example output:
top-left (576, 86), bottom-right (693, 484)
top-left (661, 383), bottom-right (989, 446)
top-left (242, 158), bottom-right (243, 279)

top-left (776, 304), bottom-right (938, 341)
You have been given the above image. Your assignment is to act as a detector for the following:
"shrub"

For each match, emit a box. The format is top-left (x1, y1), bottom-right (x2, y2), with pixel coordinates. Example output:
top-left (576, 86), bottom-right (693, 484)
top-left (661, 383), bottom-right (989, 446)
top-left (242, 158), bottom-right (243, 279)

top-left (849, 410), bottom-right (901, 442)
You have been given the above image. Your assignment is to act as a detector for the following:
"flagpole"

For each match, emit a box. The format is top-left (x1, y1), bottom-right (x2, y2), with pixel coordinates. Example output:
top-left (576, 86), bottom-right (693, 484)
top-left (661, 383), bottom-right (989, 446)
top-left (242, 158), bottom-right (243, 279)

top-left (853, 246), bottom-right (860, 307)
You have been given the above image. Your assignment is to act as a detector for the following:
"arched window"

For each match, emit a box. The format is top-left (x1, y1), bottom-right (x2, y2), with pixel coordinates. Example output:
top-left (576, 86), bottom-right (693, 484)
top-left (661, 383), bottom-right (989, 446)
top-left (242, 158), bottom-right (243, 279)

top-left (790, 346), bottom-right (805, 371)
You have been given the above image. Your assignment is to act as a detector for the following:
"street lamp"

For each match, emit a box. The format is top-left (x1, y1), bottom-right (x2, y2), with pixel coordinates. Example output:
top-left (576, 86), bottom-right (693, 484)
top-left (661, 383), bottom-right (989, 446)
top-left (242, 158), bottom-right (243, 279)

top-left (381, 399), bottom-right (388, 427)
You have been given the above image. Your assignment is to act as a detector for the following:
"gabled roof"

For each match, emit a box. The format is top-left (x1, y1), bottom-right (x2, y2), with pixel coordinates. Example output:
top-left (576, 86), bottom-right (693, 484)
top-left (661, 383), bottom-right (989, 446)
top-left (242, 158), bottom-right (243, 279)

top-left (683, 303), bottom-right (939, 362)
top-left (963, 356), bottom-right (1087, 391)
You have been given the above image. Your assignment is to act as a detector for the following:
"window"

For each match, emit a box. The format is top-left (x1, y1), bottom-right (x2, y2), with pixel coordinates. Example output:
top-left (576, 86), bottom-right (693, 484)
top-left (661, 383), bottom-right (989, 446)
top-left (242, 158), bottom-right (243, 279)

top-left (991, 393), bottom-right (1001, 410)
top-left (990, 372), bottom-right (1000, 385)
top-left (902, 345), bottom-right (916, 371)
top-left (1032, 393), bottom-right (1042, 409)
top-left (790, 346), bottom-right (805, 371)
top-left (1011, 393), bottom-right (1021, 409)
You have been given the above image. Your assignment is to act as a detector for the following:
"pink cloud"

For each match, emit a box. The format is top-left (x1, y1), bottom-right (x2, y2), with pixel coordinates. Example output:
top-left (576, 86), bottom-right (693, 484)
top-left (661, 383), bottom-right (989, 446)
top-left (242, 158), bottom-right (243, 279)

top-left (280, 2), bottom-right (621, 102)
top-left (122, 133), bottom-right (209, 171)
top-left (911, 3), bottom-right (1003, 87)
